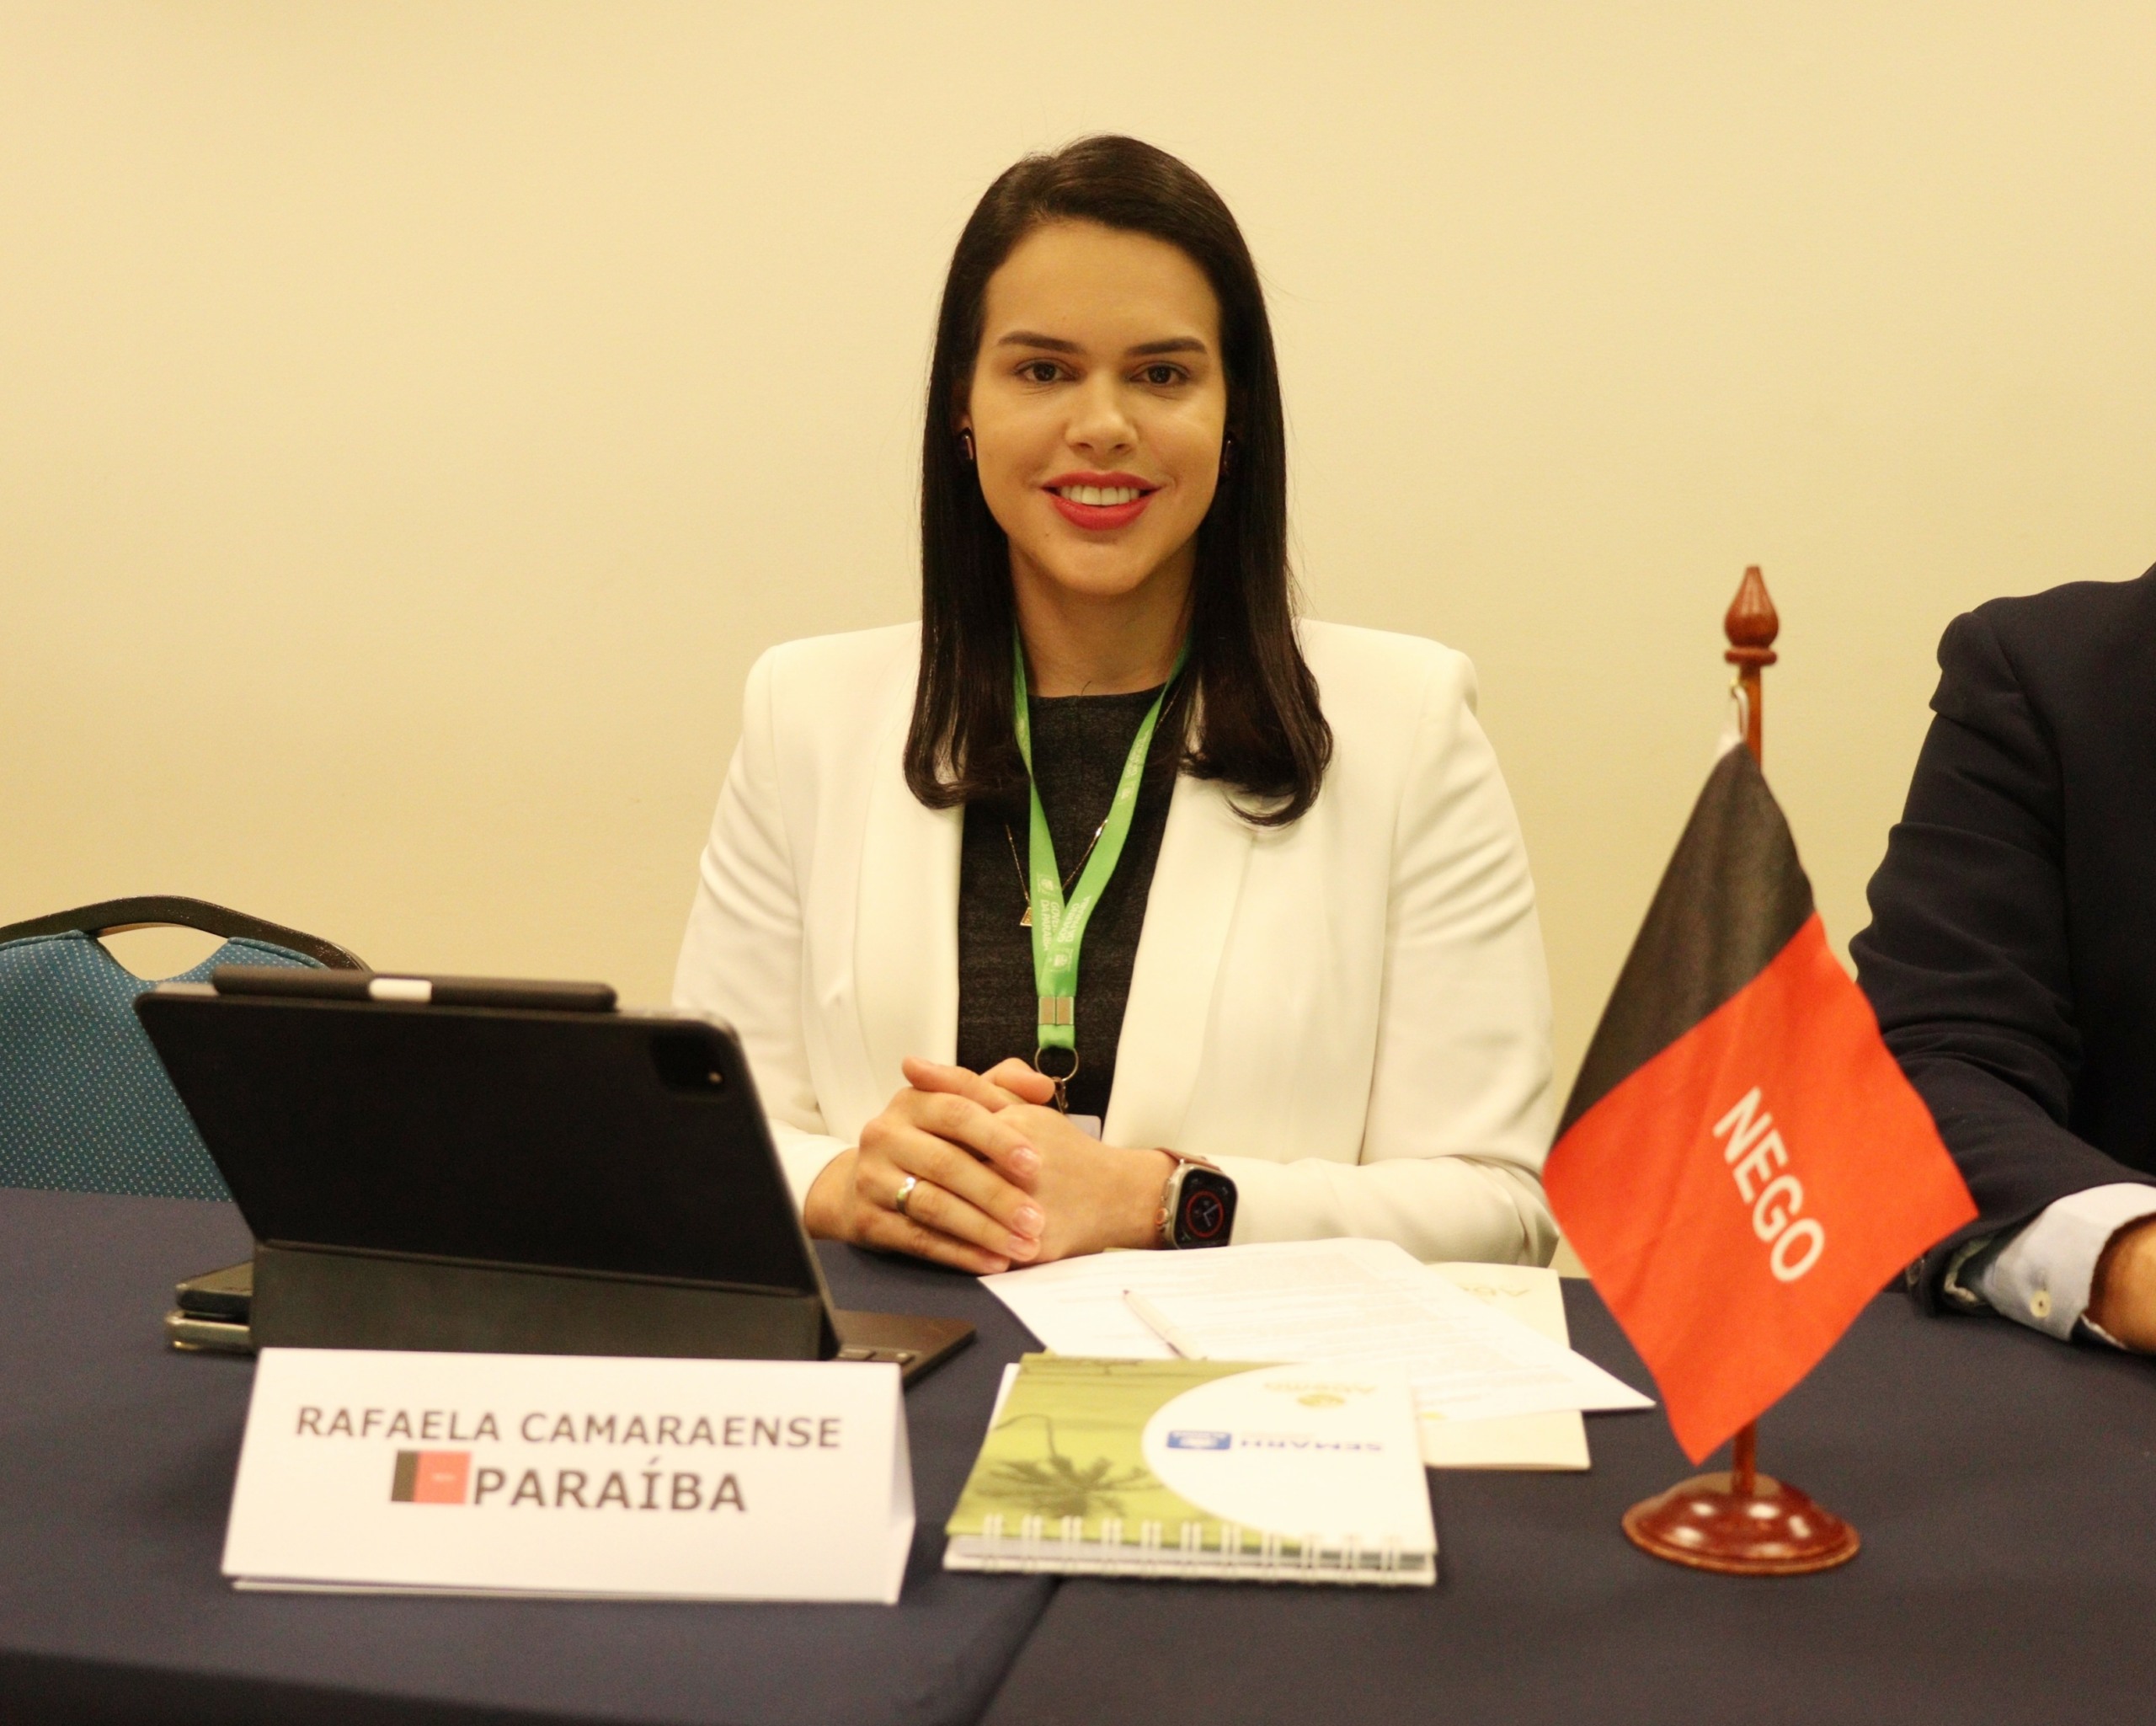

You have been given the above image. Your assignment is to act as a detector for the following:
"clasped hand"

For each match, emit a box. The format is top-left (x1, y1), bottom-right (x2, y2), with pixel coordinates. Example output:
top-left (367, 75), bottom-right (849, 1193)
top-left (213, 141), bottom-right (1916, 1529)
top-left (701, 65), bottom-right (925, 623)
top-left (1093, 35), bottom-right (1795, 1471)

top-left (801, 1056), bottom-right (1172, 1273)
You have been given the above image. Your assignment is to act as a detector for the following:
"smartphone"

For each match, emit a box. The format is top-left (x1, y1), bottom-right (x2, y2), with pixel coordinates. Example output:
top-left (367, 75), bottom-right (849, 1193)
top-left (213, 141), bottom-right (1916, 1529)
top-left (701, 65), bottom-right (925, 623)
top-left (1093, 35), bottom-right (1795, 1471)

top-left (166, 1260), bottom-right (254, 1355)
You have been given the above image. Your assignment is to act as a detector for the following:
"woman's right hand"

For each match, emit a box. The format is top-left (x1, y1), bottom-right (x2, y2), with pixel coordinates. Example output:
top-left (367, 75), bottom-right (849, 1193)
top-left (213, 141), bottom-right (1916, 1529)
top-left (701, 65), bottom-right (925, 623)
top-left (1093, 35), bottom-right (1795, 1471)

top-left (801, 1080), bottom-right (1049, 1274)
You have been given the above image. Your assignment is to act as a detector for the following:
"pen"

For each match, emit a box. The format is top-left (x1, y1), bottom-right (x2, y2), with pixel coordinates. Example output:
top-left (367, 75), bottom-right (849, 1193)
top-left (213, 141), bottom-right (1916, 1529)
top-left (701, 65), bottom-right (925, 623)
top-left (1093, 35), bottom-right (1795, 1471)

top-left (1123, 1289), bottom-right (1197, 1357)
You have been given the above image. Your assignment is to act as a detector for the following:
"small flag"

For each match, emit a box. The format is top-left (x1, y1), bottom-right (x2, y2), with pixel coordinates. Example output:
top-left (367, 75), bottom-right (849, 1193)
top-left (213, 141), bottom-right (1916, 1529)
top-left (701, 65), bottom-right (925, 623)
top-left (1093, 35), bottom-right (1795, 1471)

top-left (1545, 744), bottom-right (1974, 1462)
top-left (391, 1450), bottom-right (472, 1504)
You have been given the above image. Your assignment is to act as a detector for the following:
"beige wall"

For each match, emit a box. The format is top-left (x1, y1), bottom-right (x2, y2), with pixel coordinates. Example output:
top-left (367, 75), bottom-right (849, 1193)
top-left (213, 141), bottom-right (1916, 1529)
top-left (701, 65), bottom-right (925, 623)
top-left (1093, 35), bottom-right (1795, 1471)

top-left (6, 3), bottom-right (2154, 1101)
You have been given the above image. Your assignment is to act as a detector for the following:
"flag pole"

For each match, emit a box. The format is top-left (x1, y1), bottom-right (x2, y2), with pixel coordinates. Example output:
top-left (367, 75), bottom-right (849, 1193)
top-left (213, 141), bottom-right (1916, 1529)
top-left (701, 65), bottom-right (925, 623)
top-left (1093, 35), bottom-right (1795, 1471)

top-left (1724, 564), bottom-right (1778, 768)
top-left (1722, 565), bottom-right (1778, 1502)
top-left (1617, 565), bottom-right (1860, 1576)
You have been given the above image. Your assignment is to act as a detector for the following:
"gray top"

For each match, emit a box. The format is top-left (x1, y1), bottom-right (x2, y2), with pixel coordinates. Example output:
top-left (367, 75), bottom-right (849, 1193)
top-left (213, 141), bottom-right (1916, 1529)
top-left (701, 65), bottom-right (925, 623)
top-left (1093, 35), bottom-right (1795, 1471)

top-left (957, 687), bottom-right (1177, 1123)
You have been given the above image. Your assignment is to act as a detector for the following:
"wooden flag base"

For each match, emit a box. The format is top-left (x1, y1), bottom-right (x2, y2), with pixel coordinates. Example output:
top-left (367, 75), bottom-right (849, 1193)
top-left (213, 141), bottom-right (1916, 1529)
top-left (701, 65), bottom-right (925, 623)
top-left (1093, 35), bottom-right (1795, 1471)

top-left (1621, 1424), bottom-right (1862, 1570)
top-left (1622, 1471), bottom-right (1860, 1574)
top-left (1621, 1426), bottom-right (1859, 1575)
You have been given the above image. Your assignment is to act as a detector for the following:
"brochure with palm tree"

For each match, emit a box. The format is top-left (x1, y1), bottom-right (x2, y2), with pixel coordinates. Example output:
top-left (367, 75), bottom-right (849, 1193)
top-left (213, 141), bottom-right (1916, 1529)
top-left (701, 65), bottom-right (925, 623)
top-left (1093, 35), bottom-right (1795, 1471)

top-left (943, 1355), bottom-right (1435, 1585)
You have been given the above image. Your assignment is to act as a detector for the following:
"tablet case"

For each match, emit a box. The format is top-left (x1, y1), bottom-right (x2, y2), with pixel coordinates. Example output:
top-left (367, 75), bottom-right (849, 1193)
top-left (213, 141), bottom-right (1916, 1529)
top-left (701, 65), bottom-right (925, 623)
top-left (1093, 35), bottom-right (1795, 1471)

top-left (136, 988), bottom-right (970, 1376)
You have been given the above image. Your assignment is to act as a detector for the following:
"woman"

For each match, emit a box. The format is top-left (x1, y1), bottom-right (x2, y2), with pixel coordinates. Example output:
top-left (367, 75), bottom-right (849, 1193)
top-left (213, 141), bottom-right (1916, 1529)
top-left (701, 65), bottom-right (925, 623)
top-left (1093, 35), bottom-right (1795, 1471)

top-left (675, 136), bottom-right (1556, 1274)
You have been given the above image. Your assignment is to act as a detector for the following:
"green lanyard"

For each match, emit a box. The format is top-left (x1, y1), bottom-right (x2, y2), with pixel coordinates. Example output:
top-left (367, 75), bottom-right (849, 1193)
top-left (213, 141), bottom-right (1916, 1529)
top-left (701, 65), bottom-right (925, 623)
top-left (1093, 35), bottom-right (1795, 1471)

top-left (1011, 633), bottom-right (1187, 1080)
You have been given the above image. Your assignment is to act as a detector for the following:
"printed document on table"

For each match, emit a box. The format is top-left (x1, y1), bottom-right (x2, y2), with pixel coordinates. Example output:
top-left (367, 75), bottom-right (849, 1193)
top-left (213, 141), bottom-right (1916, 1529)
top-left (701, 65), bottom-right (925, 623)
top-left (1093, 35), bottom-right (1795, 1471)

top-left (980, 1251), bottom-right (1198, 1360)
top-left (989, 1264), bottom-right (1589, 1470)
top-left (982, 1239), bottom-right (1652, 1424)
top-left (1418, 1264), bottom-right (1590, 1470)
top-left (1121, 1240), bottom-right (1652, 1424)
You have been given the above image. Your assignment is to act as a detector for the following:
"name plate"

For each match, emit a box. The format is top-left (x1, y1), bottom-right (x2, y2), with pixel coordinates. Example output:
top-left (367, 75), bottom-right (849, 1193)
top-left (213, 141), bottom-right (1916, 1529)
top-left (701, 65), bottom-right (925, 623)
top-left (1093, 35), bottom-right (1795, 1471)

top-left (223, 1349), bottom-right (914, 1603)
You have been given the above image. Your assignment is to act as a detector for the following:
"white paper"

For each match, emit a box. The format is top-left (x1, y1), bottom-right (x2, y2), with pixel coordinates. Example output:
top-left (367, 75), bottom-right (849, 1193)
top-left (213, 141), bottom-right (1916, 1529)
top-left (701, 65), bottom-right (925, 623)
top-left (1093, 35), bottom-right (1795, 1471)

top-left (1429, 1260), bottom-right (1572, 1343)
top-left (1417, 1264), bottom-right (1589, 1470)
top-left (1123, 1241), bottom-right (1652, 1423)
top-left (979, 1249), bottom-right (1199, 1359)
top-left (986, 1263), bottom-right (1590, 1471)
top-left (985, 1239), bottom-right (1650, 1425)
top-left (224, 1349), bottom-right (913, 1603)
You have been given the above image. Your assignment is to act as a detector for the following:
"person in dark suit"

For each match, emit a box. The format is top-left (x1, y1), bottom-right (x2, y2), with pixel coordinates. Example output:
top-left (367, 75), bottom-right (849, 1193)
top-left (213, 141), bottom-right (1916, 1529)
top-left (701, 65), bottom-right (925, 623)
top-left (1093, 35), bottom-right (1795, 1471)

top-left (1853, 565), bottom-right (2156, 1349)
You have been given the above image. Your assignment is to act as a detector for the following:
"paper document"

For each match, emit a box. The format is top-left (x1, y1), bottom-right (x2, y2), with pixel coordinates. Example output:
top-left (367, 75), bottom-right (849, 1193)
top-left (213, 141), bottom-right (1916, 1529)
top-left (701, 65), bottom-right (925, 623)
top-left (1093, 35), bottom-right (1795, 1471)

top-left (980, 1252), bottom-right (1209, 1362)
top-left (1418, 1264), bottom-right (1590, 1470)
top-left (1120, 1242), bottom-right (1650, 1424)
top-left (983, 1239), bottom-right (1652, 1426)
top-left (991, 1274), bottom-right (1591, 1471)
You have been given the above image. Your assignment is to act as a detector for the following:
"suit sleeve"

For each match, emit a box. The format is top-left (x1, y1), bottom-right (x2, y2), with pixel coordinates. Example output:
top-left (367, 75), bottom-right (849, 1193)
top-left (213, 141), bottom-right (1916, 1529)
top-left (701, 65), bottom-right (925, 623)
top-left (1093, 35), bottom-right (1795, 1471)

top-left (672, 649), bottom-right (851, 1209)
top-left (1852, 609), bottom-right (2156, 1283)
top-left (1216, 650), bottom-right (1561, 1265)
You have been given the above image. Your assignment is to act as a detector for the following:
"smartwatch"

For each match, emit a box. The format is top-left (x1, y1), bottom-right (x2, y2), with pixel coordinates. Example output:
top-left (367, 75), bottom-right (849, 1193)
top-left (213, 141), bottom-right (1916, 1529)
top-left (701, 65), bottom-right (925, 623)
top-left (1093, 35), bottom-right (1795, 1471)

top-left (1156, 1153), bottom-right (1237, 1249)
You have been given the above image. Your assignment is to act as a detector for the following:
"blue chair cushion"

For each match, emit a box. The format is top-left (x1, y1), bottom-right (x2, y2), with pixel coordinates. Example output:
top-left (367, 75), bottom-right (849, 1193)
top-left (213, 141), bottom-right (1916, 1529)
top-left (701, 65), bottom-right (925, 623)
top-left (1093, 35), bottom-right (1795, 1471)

top-left (0, 930), bottom-right (323, 1200)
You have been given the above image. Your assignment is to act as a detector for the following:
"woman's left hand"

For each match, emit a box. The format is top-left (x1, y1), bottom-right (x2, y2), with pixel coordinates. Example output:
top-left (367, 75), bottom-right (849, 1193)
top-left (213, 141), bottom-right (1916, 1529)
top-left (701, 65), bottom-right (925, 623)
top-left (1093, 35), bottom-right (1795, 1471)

top-left (903, 1058), bottom-right (1173, 1261)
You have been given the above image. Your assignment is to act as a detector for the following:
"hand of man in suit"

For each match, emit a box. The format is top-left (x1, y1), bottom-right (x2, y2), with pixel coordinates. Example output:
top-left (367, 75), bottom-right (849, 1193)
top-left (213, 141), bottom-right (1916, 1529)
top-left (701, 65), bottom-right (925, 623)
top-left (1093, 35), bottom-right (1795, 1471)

top-left (2087, 1219), bottom-right (2156, 1350)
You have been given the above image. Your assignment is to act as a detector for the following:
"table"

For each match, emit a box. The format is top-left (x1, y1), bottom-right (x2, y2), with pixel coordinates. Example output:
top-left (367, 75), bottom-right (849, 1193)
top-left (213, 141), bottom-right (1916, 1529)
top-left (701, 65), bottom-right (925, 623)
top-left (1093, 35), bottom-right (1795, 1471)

top-left (985, 1279), bottom-right (2156, 1726)
top-left (0, 1187), bottom-right (1049, 1726)
top-left (9, 1188), bottom-right (2156, 1726)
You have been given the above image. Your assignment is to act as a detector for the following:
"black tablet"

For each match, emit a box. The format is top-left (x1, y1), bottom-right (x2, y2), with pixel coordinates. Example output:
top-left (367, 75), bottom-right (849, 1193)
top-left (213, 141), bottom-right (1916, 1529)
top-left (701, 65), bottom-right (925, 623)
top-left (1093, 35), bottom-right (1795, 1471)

top-left (136, 977), bottom-right (970, 1382)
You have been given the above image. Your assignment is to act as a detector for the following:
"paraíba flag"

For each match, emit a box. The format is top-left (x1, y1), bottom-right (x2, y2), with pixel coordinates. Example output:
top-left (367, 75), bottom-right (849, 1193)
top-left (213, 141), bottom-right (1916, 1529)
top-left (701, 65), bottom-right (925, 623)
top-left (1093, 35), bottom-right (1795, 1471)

top-left (1544, 742), bottom-right (1975, 1463)
top-left (391, 1450), bottom-right (472, 1504)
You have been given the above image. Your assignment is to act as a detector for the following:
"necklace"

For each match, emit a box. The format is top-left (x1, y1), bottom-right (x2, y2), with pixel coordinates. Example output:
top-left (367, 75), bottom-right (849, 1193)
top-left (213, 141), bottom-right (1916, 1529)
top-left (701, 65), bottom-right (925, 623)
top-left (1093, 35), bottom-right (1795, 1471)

top-left (1004, 817), bottom-right (1104, 928)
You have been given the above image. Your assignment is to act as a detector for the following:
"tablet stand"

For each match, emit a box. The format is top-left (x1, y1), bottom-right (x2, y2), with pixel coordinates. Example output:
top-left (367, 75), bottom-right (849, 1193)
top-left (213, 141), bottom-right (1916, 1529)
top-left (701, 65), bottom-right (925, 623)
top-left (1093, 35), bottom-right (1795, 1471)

top-left (252, 1241), bottom-right (834, 1360)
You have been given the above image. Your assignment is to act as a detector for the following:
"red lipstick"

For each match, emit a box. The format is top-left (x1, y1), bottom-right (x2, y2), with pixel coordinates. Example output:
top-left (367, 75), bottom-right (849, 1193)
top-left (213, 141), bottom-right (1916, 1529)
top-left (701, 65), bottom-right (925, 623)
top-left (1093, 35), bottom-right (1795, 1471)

top-left (1043, 470), bottom-right (1157, 532)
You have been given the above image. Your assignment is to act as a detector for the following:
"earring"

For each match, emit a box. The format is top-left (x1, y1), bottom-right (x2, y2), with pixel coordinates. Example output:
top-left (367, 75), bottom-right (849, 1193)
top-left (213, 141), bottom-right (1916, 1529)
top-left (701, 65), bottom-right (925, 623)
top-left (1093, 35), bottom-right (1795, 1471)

top-left (960, 430), bottom-right (975, 462)
top-left (1219, 435), bottom-right (1235, 476)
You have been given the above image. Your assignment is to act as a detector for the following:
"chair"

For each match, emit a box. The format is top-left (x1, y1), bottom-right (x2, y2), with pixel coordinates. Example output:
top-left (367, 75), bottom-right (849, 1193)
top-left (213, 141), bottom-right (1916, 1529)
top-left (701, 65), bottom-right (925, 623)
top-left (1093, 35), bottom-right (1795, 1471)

top-left (0, 896), bottom-right (365, 1200)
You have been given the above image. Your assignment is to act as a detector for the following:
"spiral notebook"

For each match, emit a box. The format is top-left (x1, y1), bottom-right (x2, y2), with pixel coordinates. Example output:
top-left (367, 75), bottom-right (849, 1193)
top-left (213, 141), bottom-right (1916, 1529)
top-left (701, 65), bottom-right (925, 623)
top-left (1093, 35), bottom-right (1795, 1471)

top-left (943, 1355), bottom-right (1435, 1585)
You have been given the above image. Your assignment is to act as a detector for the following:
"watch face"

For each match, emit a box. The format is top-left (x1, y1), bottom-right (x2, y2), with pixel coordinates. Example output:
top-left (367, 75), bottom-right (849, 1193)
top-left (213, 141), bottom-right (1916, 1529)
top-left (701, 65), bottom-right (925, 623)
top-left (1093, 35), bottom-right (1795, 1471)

top-left (1175, 1168), bottom-right (1236, 1248)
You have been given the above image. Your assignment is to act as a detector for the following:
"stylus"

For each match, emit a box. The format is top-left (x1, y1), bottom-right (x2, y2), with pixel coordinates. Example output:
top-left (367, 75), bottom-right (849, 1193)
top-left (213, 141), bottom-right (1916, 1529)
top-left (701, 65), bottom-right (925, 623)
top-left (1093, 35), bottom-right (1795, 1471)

top-left (209, 966), bottom-right (618, 1013)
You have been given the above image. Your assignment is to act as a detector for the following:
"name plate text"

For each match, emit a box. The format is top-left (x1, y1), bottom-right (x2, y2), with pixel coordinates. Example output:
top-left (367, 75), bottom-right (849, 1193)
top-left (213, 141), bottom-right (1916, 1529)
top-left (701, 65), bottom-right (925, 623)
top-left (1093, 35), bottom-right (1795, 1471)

top-left (224, 1349), bottom-right (913, 1602)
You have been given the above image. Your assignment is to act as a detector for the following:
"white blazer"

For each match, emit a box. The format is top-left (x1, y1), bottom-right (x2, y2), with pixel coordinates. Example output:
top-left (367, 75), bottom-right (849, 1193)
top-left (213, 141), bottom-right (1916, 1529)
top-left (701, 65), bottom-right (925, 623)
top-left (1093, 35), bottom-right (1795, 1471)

top-left (673, 620), bottom-right (1558, 1265)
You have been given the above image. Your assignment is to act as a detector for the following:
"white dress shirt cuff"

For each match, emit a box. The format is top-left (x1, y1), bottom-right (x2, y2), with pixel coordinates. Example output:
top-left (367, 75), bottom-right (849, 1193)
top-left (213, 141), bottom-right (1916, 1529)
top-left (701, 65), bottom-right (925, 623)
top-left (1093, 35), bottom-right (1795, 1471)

top-left (769, 1121), bottom-right (850, 1216)
top-left (1972, 1183), bottom-right (2156, 1344)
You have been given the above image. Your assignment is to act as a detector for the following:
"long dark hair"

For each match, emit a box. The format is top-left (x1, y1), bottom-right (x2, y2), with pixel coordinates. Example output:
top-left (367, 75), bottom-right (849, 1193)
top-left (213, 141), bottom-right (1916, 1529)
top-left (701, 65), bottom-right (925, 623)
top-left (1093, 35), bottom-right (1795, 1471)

top-left (904, 135), bottom-right (1331, 826)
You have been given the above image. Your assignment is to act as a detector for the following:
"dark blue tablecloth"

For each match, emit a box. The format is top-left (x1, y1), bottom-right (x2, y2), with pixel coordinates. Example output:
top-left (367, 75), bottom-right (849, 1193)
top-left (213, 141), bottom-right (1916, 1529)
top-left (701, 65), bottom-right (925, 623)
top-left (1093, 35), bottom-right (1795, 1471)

top-left (0, 1187), bottom-right (1051, 1726)
top-left (13, 1184), bottom-right (2156, 1726)
top-left (982, 1279), bottom-right (2156, 1726)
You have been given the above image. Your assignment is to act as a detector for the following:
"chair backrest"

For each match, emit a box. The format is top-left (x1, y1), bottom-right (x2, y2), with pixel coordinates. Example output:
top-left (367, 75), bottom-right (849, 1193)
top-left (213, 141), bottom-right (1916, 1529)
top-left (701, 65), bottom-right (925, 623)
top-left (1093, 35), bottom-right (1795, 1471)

top-left (0, 898), bottom-right (365, 1200)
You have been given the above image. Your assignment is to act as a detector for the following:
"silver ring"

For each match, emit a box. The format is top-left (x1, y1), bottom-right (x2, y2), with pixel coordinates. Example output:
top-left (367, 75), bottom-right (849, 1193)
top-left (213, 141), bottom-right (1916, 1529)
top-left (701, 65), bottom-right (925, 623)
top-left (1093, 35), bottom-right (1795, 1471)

top-left (893, 1174), bottom-right (921, 1218)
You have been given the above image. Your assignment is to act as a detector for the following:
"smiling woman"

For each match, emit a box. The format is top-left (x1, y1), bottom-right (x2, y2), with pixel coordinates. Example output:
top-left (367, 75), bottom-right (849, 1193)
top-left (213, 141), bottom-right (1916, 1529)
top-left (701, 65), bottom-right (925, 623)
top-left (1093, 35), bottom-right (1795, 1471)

top-left (674, 136), bottom-right (1559, 1276)
top-left (910, 139), bottom-right (1325, 828)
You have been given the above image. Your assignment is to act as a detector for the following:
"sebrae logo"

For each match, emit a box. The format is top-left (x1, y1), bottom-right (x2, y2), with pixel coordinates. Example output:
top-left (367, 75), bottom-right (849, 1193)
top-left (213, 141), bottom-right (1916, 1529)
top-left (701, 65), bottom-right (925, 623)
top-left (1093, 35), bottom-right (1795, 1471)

top-left (1163, 1429), bottom-right (1380, 1454)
